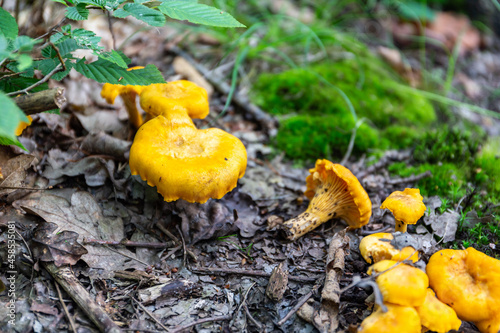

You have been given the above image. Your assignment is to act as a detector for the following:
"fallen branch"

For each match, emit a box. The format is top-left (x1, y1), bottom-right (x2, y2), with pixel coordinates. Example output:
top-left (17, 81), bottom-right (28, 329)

top-left (190, 266), bottom-right (321, 283)
top-left (13, 87), bottom-right (66, 114)
top-left (44, 263), bottom-right (122, 333)
top-left (166, 46), bottom-right (278, 132)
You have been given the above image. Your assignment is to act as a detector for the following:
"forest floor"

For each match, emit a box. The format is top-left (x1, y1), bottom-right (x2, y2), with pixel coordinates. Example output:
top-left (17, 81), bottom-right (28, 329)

top-left (1, 3), bottom-right (500, 333)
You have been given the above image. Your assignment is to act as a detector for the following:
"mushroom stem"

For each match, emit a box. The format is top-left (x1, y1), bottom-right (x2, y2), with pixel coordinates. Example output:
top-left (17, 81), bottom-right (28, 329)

top-left (122, 91), bottom-right (143, 129)
top-left (284, 211), bottom-right (326, 240)
top-left (395, 220), bottom-right (407, 233)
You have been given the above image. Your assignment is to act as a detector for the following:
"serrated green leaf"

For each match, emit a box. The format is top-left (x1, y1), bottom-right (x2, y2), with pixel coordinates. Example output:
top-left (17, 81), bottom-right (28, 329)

top-left (159, 1), bottom-right (244, 28)
top-left (66, 4), bottom-right (89, 20)
top-left (0, 8), bottom-right (18, 39)
top-left (0, 91), bottom-right (28, 150)
top-left (0, 77), bottom-right (49, 93)
top-left (75, 58), bottom-right (165, 85)
top-left (77, 0), bottom-right (106, 7)
top-left (113, 3), bottom-right (165, 27)
top-left (71, 28), bottom-right (103, 51)
top-left (99, 50), bottom-right (128, 68)
top-left (35, 58), bottom-right (73, 80)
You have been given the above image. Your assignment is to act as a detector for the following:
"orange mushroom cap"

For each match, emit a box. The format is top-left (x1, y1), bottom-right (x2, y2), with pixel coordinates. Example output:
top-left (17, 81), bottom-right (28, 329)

top-left (359, 233), bottom-right (419, 264)
top-left (358, 303), bottom-right (421, 333)
top-left (368, 260), bottom-right (428, 306)
top-left (129, 108), bottom-right (247, 203)
top-left (15, 115), bottom-right (33, 136)
top-left (139, 80), bottom-right (209, 119)
top-left (426, 247), bottom-right (500, 322)
top-left (101, 67), bottom-right (146, 129)
top-left (284, 159), bottom-right (372, 240)
top-left (380, 188), bottom-right (426, 232)
top-left (415, 288), bottom-right (461, 333)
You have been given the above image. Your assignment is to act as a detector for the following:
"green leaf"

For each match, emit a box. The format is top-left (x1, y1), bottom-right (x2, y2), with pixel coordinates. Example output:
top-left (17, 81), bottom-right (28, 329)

top-left (99, 50), bottom-right (128, 68)
top-left (75, 58), bottom-right (165, 85)
top-left (78, 0), bottom-right (106, 7)
top-left (0, 91), bottom-right (28, 150)
top-left (0, 77), bottom-right (48, 93)
top-left (35, 59), bottom-right (74, 81)
top-left (158, 1), bottom-right (244, 28)
top-left (113, 3), bottom-right (166, 27)
top-left (72, 28), bottom-right (103, 51)
top-left (13, 36), bottom-right (40, 52)
top-left (66, 4), bottom-right (90, 21)
top-left (16, 54), bottom-right (33, 71)
top-left (0, 8), bottom-right (18, 39)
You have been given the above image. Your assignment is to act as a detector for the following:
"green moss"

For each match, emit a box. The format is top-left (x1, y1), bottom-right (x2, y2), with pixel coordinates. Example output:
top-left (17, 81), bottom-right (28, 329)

top-left (252, 58), bottom-right (435, 160)
top-left (413, 126), bottom-right (486, 164)
top-left (275, 115), bottom-right (382, 160)
top-left (388, 162), bottom-right (468, 199)
top-left (475, 137), bottom-right (500, 203)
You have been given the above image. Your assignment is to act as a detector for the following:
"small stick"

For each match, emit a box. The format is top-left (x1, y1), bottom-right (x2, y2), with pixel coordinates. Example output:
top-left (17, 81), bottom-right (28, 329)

top-left (359, 225), bottom-right (392, 235)
top-left (190, 267), bottom-right (320, 283)
top-left (356, 150), bottom-right (412, 179)
top-left (156, 223), bottom-right (197, 262)
top-left (131, 297), bottom-right (169, 332)
top-left (55, 282), bottom-right (77, 333)
top-left (244, 304), bottom-right (263, 331)
top-left (83, 238), bottom-right (175, 249)
top-left (386, 170), bottom-right (432, 185)
top-left (44, 263), bottom-right (122, 333)
top-left (7, 64), bottom-right (63, 96)
top-left (277, 281), bottom-right (323, 326)
top-left (168, 314), bottom-right (232, 333)
top-left (0, 185), bottom-right (49, 190)
top-left (13, 87), bottom-right (66, 114)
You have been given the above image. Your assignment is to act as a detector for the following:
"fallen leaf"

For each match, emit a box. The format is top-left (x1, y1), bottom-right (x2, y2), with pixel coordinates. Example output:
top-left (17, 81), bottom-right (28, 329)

top-left (0, 154), bottom-right (38, 196)
top-left (15, 191), bottom-right (143, 270)
top-left (32, 222), bottom-right (88, 266)
top-left (173, 57), bottom-right (214, 97)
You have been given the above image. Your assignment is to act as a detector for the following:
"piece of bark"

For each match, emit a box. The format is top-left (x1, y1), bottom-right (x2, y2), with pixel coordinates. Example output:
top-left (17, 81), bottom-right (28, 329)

top-left (80, 131), bottom-right (131, 160)
top-left (137, 279), bottom-right (200, 305)
top-left (14, 87), bottom-right (66, 114)
top-left (44, 263), bottom-right (122, 333)
top-left (298, 229), bottom-right (349, 333)
top-left (266, 261), bottom-right (289, 302)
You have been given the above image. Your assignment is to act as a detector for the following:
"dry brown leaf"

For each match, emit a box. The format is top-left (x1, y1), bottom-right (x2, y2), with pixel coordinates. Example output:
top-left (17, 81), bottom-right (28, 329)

top-left (0, 154), bottom-right (38, 196)
top-left (173, 57), bottom-right (214, 97)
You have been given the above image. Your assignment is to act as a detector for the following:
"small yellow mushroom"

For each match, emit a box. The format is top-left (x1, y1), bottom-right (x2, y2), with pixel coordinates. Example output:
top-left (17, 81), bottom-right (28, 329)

top-left (380, 188), bottom-right (426, 232)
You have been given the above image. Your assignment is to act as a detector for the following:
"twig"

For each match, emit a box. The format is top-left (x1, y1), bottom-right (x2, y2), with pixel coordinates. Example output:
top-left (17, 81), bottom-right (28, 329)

top-left (83, 238), bottom-right (175, 248)
top-left (277, 280), bottom-right (323, 326)
top-left (55, 282), bottom-right (77, 333)
top-left (50, 42), bottom-right (67, 71)
top-left (131, 297), bottom-right (169, 332)
top-left (13, 87), bottom-right (66, 114)
top-left (107, 11), bottom-right (117, 50)
top-left (356, 150), bottom-right (412, 179)
top-left (237, 282), bottom-right (256, 314)
top-left (166, 46), bottom-right (278, 132)
top-left (176, 225), bottom-right (188, 270)
top-left (359, 225), bottom-right (392, 235)
top-left (0, 185), bottom-right (49, 190)
top-left (386, 170), bottom-right (432, 185)
top-left (7, 63), bottom-right (63, 96)
top-left (168, 314), bottom-right (232, 333)
top-left (44, 263), bottom-right (122, 333)
top-left (190, 266), bottom-right (320, 283)
top-left (156, 223), bottom-right (197, 262)
top-left (36, 17), bottom-right (67, 41)
top-left (244, 304), bottom-right (263, 331)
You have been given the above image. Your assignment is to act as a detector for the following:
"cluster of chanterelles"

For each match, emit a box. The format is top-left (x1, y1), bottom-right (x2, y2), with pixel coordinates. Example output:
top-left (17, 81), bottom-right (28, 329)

top-left (101, 76), bottom-right (247, 203)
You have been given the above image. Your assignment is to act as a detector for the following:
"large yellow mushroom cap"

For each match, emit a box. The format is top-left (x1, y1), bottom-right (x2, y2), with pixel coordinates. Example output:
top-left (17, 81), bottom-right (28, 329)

top-left (368, 260), bottom-right (428, 306)
top-left (476, 312), bottom-right (500, 333)
top-left (284, 160), bottom-right (372, 240)
top-left (426, 247), bottom-right (500, 322)
top-left (358, 303), bottom-right (421, 333)
top-left (359, 233), bottom-right (419, 264)
top-left (415, 288), bottom-right (461, 333)
top-left (380, 188), bottom-right (426, 232)
top-left (139, 80), bottom-right (209, 119)
top-left (129, 111), bottom-right (247, 203)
